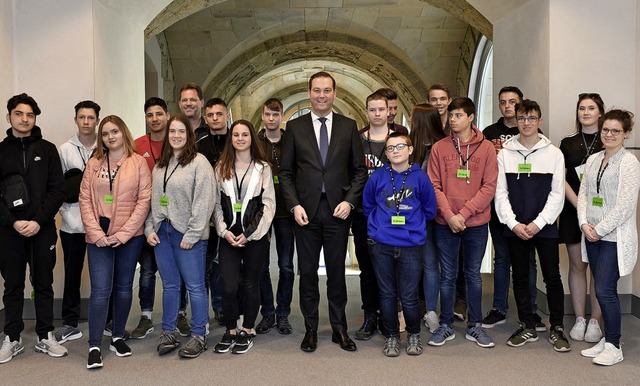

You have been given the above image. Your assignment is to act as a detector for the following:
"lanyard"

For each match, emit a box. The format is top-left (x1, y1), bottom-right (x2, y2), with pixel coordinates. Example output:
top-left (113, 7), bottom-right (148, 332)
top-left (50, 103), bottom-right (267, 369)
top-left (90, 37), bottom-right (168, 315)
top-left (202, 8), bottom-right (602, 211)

top-left (162, 160), bottom-right (180, 193)
top-left (516, 149), bottom-right (539, 163)
top-left (366, 128), bottom-right (389, 171)
top-left (270, 143), bottom-right (280, 169)
top-left (105, 156), bottom-right (121, 192)
top-left (234, 160), bottom-right (253, 201)
top-left (579, 132), bottom-right (598, 165)
top-left (596, 158), bottom-right (609, 194)
top-left (76, 146), bottom-right (87, 169)
top-left (389, 166), bottom-right (411, 216)
top-left (453, 136), bottom-right (481, 167)
top-left (148, 134), bottom-right (158, 162)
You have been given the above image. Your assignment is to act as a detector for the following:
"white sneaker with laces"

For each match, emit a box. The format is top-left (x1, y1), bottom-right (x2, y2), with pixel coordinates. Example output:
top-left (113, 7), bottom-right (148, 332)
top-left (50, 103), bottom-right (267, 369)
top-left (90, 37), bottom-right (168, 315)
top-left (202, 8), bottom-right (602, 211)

top-left (584, 319), bottom-right (603, 343)
top-left (581, 338), bottom-right (605, 358)
top-left (0, 336), bottom-right (24, 364)
top-left (35, 332), bottom-right (68, 358)
top-left (593, 342), bottom-right (623, 366)
top-left (569, 317), bottom-right (586, 341)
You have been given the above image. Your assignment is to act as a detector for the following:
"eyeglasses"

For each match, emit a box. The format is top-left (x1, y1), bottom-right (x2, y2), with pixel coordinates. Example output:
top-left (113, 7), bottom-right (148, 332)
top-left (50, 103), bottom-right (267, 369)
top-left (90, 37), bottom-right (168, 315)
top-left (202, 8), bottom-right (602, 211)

top-left (601, 128), bottom-right (623, 136)
top-left (579, 92), bottom-right (601, 99)
top-left (385, 143), bottom-right (409, 152)
top-left (516, 116), bottom-right (539, 123)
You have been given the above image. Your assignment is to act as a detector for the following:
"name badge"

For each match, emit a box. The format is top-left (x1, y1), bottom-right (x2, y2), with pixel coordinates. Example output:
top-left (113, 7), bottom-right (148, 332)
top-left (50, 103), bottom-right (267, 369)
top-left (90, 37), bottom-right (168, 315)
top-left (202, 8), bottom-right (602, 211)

top-left (104, 195), bottom-right (113, 204)
top-left (592, 197), bottom-right (603, 207)
top-left (575, 164), bottom-right (585, 182)
top-left (456, 169), bottom-right (470, 178)
top-left (160, 196), bottom-right (169, 206)
top-left (233, 202), bottom-right (242, 212)
top-left (273, 175), bottom-right (279, 184)
top-left (391, 216), bottom-right (406, 225)
top-left (518, 163), bottom-right (532, 173)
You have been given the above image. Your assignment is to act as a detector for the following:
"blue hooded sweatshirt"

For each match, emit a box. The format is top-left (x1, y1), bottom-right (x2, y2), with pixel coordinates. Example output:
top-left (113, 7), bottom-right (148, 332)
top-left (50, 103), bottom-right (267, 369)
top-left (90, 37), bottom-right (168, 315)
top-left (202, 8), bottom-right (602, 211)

top-left (363, 163), bottom-right (437, 247)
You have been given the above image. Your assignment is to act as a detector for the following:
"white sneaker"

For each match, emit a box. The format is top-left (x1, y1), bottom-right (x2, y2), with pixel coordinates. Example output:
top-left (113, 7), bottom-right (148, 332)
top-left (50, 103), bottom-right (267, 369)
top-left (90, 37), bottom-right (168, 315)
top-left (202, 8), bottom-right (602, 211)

top-left (569, 317), bottom-right (586, 341)
top-left (423, 311), bottom-right (440, 333)
top-left (0, 336), bottom-right (24, 364)
top-left (593, 342), bottom-right (623, 366)
top-left (35, 332), bottom-right (68, 358)
top-left (581, 338), bottom-right (605, 358)
top-left (584, 319), bottom-right (603, 343)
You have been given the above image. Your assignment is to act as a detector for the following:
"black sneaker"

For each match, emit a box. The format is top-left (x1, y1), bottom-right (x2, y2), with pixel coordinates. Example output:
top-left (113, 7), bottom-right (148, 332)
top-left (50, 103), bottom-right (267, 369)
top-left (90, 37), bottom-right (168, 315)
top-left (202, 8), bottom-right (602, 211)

top-left (178, 335), bottom-right (207, 358)
top-left (255, 315), bottom-right (276, 334)
top-left (481, 308), bottom-right (507, 328)
top-left (213, 331), bottom-right (236, 353)
top-left (534, 313), bottom-right (547, 332)
top-left (109, 339), bottom-right (132, 357)
top-left (176, 312), bottom-right (192, 337)
top-left (132, 315), bottom-right (154, 339)
top-left (103, 322), bottom-right (131, 340)
top-left (355, 314), bottom-right (378, 341)
top-left (87, 348), bottom-right (103, 369)
top-left (232, 330), bottom-right (253, 354)
top-left (157, 331), bottom-right (180, 355)
top-left (276, 316), bottom-right (292, 335)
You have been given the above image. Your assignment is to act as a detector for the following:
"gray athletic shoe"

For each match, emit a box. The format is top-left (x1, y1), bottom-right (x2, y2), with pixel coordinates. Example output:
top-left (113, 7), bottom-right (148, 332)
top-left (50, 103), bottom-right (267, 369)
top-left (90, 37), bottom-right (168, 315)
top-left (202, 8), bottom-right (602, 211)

top-left (406, 333), bottom-right (423, 355)
top-left (0, 336), bottom-right (24, 364)
top-left (55, 325), bottom-right (82, 344)
top-left (383, 336), bottom-right (400, 357)
top-left (35, 332), bottom-right (68, 358)
top-left (131, 316), bottom-right (154, 339)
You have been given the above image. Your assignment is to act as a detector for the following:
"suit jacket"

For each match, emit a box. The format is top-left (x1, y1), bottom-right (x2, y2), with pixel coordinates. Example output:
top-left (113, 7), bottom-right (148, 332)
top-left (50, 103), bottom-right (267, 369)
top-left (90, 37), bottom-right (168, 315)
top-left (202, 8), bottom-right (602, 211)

top-left (279, 112), bottom-right (367, 221)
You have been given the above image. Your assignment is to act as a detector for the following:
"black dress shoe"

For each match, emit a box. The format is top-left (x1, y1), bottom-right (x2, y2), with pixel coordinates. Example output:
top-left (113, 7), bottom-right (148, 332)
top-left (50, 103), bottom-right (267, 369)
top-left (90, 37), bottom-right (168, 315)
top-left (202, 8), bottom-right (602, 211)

top-left (331, 330), bottom-right (357, 351)
top-left (300, 330), bottom-right (317, 352)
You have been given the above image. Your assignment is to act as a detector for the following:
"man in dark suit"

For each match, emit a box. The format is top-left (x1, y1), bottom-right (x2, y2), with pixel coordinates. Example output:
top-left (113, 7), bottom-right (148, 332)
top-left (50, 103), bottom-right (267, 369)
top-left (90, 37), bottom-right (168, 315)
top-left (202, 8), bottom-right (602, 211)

top-left (280, 71), bottom-right (367, 352)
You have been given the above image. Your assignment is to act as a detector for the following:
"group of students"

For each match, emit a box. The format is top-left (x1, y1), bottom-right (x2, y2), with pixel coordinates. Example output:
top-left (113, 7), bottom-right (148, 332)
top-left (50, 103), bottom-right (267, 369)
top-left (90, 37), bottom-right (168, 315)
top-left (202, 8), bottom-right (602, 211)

top-left (0, 74), bottom-right (638, 369)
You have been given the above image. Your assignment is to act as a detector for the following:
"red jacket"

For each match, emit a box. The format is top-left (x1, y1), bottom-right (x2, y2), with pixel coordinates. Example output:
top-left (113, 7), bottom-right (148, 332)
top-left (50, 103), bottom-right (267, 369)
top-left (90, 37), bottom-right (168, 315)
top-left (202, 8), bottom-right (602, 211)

top-left (79, 153), bottom-right (151, 244)
top-left (427, 125), bottom-right (497, 227)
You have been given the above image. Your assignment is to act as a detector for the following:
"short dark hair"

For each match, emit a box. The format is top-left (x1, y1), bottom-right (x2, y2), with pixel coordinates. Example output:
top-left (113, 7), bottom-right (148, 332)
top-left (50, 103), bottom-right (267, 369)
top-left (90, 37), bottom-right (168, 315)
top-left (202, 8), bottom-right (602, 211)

top-left (601, 109), bottom-right (634, 133)
top-left (179, 82), bottom-right (203, 100)
top-left (386, 131), bottom-right (412, 147)
top-left (308, 71), bottom-right (336, 91)
top-left (498, 86), bottom-right (523, 100)
top-left (375, 88), bottom-right (398, 101)
top-left (205, 97), bottom-right (228, 109)
top-left (144, 97), bottom-right (168, 113)
top-left (448, 97), bottom-right (476, 116)
top-left (515, 99), bottom-right (542, 119)
top-left (428, 83), bottom-right (451, 99)
top-left (74, 100), bottom-right (101, 118)
top-left (263, 98), bottom-right (283, 112)
top-left (7, 93), bottom-right (41, 115)
top-left (366, 92), bottom-right (388, 108)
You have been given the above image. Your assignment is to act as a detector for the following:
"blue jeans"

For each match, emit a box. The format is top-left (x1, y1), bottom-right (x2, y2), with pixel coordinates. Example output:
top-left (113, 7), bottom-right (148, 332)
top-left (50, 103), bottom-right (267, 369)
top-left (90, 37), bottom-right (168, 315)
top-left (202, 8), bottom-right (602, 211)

top-left (87, 235), bottom-right (144, 347)
top-left (259, 217), bottom-right (295, 317)
top-left (489, 217), bottom-right (539, 314)
top-left (154, 222), bottom-right (208, 336)
top-left (369, 240), bottom-right (423, 336)
top-left (422, 220), bottom-right (439, 312)
top-left (435, 223), bottom-right (488, 326)
top-left (138, 241), bottom-right (157, 312)
top-left (586, 240), bottom-right (621, 347)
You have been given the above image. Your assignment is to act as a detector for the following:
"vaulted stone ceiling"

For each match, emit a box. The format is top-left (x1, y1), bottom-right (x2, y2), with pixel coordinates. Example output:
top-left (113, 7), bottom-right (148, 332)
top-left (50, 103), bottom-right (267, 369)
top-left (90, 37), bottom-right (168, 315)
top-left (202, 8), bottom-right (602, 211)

top-left (145, 0), bottom-right (491, 127)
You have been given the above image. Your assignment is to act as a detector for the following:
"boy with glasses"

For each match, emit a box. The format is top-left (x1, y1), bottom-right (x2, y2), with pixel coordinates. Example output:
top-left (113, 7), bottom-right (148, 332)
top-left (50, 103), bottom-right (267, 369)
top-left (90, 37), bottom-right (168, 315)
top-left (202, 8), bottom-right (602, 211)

top-left (495, 99), bottom-right (570, 352)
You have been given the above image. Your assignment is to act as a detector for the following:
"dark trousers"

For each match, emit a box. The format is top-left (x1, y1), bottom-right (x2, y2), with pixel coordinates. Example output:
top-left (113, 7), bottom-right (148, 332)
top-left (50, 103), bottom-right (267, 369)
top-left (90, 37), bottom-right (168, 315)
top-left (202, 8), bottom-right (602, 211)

top-left (508, 236), bottom-right (564, 329)
top-left (219, 234), bottom-right (268, 331)
top-left (351, 211), bottom-right (379, 315)
top-left (259, 217), bottom-right (296, 317)
top-left (205, 228), bottom-right (222, 312)
top-left (295, 196), bottom-right (350, 332)
top-left (60, 231), bottom-right (87, 327)
top-left (0, 222), bottom-right (57, 341)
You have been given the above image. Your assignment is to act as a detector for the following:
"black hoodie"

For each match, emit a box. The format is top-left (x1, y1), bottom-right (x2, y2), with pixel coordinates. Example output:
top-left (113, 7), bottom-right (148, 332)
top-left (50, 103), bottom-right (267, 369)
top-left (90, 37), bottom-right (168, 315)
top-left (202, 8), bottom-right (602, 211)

top-left (0, 126), bottom-right (64, 227)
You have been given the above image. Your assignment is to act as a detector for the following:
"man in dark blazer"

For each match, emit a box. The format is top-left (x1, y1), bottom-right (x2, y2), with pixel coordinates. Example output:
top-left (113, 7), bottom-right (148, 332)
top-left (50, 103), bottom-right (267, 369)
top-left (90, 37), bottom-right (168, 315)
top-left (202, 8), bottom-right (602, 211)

top-left (280, 71), bottom-right (367, 352)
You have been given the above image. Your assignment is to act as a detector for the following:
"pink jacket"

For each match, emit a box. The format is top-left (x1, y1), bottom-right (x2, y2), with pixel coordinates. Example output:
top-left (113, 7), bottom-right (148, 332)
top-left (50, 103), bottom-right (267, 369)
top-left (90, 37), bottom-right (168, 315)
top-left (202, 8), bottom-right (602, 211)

top-left (79, 153), bottom-right (152, 244)
top-left (427, 126), bottom-right (497, 227)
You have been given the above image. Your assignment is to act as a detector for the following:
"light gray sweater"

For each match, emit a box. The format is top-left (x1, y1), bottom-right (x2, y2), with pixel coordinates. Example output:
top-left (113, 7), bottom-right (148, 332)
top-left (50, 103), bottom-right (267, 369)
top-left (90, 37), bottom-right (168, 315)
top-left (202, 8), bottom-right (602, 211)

top-left (145, 153), bottom-right (214, 245)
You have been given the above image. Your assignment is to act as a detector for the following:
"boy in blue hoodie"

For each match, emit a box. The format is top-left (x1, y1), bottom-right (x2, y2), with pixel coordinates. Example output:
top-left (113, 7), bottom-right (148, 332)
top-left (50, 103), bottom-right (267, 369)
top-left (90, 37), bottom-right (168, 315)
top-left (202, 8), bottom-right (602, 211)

top-left (363, 132), bottom-right (437, 357)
